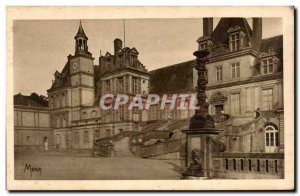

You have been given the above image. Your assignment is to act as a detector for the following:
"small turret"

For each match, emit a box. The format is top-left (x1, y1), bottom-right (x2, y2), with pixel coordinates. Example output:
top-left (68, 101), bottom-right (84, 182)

top-left (74, 20), bottom-right (89, 55)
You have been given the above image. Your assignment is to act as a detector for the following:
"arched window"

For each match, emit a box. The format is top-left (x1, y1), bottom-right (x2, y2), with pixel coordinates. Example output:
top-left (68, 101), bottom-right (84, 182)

top-left (79, 39), bottom-right (83, 50)
top-left (265, 124), bottom-right (279, 153)
top-left (83, 40), bottom-right (86, 50)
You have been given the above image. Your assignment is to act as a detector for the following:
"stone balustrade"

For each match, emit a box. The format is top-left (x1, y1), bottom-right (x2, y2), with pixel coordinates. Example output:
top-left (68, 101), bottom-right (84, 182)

top-left (212, 152), bottom-right (284, 179)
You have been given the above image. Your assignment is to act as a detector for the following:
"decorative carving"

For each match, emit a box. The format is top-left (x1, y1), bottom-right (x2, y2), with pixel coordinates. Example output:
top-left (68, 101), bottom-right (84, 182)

top-left (196, 36), bottom-right (211, 43)
top-left (227, 26), bottom-right (242, 34)
top-left (183, 148), bottom-right (204, 177)
top-left (189, 50), bottom-right (215, 130)
top-left (210, 91), bottom-right (227, 104)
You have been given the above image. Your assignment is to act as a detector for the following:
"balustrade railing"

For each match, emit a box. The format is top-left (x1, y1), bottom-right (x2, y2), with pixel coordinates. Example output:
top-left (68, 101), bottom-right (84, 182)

top-left (212, 152), bottom-right (284, 179)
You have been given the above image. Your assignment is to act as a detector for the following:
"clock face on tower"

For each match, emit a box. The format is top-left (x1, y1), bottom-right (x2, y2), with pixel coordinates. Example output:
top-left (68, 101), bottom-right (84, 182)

top-left (72, 63), bottom-right (77, 70)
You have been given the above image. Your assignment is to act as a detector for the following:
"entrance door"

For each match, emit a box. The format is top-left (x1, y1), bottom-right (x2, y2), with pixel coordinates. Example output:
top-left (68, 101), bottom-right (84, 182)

top-left (56, 134), bottom-right (61, 149)
top-left (265, 125), bottom-right (279, 153)
top-left (214, 104), bottom-right (224, 115)
top-left (44, 137), bottom-right (48, 151)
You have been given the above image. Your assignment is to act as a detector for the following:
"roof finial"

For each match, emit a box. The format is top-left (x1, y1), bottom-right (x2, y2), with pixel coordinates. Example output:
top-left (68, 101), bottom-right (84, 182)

top-left (75, 19), bottom-right (88, 39)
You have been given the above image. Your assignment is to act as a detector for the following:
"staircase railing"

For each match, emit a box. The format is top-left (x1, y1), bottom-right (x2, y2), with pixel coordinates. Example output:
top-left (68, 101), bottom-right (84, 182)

top-left (139, 138), bottom-right (181, 158)
top-left (157, 118), bottom-right (190, 132)
top-left (95, 131), bottom-right (139, 144)
top-left (142, 120), bottom-right (167, 132)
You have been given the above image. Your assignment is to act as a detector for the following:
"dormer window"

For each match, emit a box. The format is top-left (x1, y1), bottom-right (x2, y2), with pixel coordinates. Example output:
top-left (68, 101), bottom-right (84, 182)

top-left (268, 47), bottom-right (274, 53)
top-left (106, 58), bottom-right (112, 69)
top-left (200, 42), bottom-right (208, 50)
top-left (230, 33), bottom-right (240, 52)
top-left (119, 54), bottom-right (124, 66)
top-left (197, 36), bottom-right (212, 51)
top-left (131, 55), bottom-right (137, 67)
top-left (262, 58), bottom-right (274, 75)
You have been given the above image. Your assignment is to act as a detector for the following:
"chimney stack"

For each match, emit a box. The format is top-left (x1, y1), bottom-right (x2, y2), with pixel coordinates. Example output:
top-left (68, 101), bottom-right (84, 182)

top-left (203, 18), bottom-right (213, 37)
top-left (114, 38), bottom-right (123, 54)
top-left (252, 18), bottom-right (262, 51)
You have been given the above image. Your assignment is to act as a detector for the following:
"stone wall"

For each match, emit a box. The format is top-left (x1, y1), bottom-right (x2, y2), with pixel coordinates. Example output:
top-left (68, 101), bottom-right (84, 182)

top-left (14, 105), bottom-right (53, 151)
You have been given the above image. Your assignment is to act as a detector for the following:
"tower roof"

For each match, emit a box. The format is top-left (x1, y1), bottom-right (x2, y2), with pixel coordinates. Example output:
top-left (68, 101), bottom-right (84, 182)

top-left (211, 18), bottom-right (252, 45)
top-left (74, 20), bottom-right (88, 39)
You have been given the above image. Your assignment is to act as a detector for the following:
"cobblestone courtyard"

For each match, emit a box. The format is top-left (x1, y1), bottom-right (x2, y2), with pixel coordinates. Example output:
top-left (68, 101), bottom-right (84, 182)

top-left (14, 152), bottom-right (182, 180)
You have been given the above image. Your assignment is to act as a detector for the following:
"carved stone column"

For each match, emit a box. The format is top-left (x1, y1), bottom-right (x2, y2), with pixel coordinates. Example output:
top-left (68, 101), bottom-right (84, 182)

top-left (182, 50), bottom-right (223, 179)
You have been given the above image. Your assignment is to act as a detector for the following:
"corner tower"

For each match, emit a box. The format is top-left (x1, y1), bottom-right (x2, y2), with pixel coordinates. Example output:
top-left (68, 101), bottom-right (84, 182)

top-left (69, 21), bottom-right (95, 110)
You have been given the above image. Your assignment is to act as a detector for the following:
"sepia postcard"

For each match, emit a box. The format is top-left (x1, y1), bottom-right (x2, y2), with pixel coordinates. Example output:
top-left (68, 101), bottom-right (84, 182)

top-left (6, 6), bottom-right (294, 191)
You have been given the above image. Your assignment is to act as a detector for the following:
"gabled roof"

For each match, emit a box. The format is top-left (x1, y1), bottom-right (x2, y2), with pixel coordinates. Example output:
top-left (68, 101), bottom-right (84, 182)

top-left (105, 52), bottom-right (112, 57)
top-left (149, 60), bottom-right (196, 94)
top-left (74, 21), bottom-right (88, 39)
top-left (48, 61), bottom-right (71, 92)
top-left (260, 35), bottom-right (283, 70)
top-left (129, 47), bottom-right (139, 55)
top-left (211, 18), bottom-right (252, 46)
top-left (260, 35), bottom-right (283, 55)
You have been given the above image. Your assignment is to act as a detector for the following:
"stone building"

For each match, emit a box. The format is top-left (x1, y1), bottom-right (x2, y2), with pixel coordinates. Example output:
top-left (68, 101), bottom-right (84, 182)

top-left (16, 18), bottom-right (283, 160)
top-left (14, 93), bottom-right (53, 151)
top-left (47, 22), bottom-right (101, 150)
top-left (97, 38), bottom-right (150, 136)
top-left (197, 18), bottom-right (283, 154)
top-left (45, 21), bottom-right (196, 151)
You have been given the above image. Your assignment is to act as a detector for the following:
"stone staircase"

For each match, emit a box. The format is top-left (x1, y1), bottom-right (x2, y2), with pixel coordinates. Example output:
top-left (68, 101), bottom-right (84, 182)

top-left (214, 111), bottom-right (267, 153)
top-left (113, 137), bottom-right (133, 156)
top-left (93, 131), bottom-right (139, 157)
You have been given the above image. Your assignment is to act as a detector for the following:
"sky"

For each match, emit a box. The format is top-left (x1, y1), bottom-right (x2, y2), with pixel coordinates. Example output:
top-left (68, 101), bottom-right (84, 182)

top-left (13, 18), bottom-right (282, 96)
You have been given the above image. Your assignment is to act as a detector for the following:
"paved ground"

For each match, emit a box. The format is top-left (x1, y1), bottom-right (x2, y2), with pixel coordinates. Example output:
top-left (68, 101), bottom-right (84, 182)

top-left (14, 152), bottom-right (182, 180)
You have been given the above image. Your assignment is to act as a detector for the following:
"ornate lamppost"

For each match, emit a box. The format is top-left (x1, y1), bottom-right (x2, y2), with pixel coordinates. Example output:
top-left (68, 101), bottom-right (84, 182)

top-left (182, 49), bottom-right (222, 179)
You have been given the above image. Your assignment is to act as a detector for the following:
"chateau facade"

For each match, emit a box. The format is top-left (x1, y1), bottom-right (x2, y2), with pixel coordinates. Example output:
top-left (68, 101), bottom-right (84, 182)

top-left (14, 18), bottom-right (284, 160)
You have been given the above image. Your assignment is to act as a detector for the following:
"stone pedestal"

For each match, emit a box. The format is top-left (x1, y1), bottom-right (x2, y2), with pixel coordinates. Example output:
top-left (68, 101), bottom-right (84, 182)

top-left (183, 129), bottom-right (221, 179)
top-left (181, 49), bottom-right (223, 179)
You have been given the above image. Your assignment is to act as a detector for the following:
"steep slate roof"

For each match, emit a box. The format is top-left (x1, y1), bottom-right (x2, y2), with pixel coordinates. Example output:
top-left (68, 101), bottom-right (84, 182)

top-left (258, 35), bottom-right (283, 72)
top-left (48, 61), bottom-right (71, 91)
top-left (149, 60), bottom-right (196, 94)
top-left (14, 94), bottom-right (48, 107)
top-left (211, 18), bottom-right (252, 46)
top-left (75, 21), bottom-right (88, 39)
top-left (260, 35), bottom-right (283, 61)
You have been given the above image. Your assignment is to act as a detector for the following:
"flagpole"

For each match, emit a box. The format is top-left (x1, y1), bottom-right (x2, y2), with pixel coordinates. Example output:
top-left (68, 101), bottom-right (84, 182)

top-left (123, 19), bottom-right (126, 47)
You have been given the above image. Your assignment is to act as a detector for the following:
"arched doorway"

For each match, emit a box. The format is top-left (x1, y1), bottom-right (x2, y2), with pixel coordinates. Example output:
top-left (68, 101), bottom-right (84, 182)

top-left (265, 124), bottom-right (279, 153)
